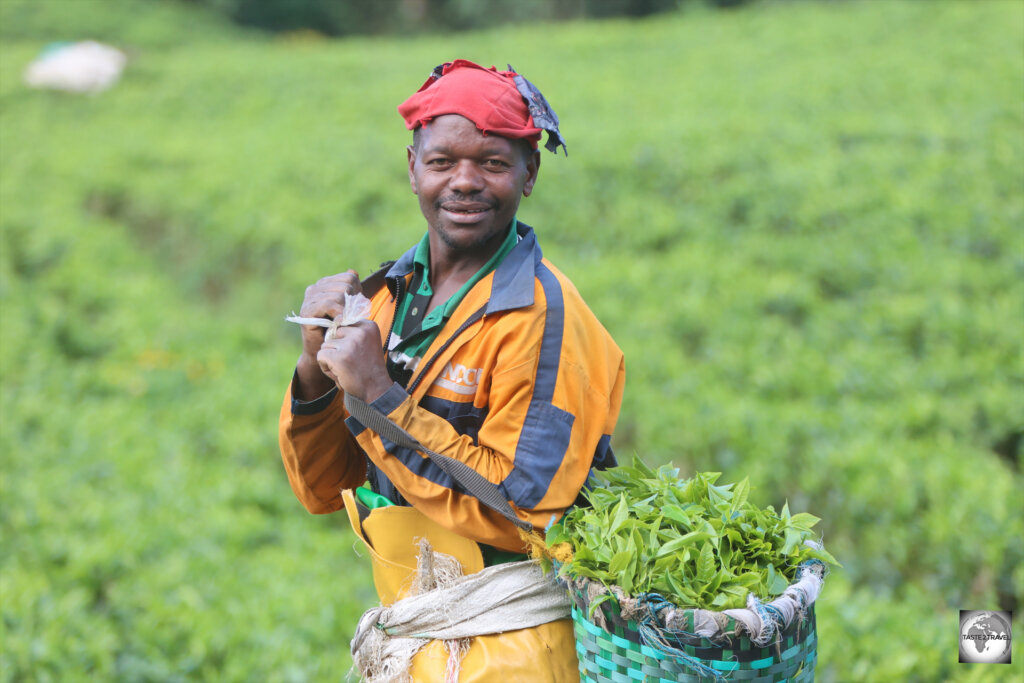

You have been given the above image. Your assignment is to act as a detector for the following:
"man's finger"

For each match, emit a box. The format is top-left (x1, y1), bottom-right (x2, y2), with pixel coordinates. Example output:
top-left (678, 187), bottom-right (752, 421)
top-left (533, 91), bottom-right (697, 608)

top-left (350, 319), bottom-right (379, 333)
top-left (315, 273), bottom-right (360, 289)
top-left (317, 361), bottom-right (338, 384)
top-left (314, 282), bottom-right (359, 293)
top-left (300, 301), bottom-right (345, 320)
top-left (318, 270), bottom-right (359, 282)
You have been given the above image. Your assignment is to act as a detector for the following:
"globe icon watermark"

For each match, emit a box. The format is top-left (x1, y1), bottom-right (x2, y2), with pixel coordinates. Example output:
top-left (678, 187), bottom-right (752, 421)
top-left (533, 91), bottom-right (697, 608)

top-left (959, 610), bottom-right (1012, 664)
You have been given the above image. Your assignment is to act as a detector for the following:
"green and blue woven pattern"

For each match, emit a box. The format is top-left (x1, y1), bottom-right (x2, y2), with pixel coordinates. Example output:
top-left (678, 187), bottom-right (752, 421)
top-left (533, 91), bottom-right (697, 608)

top-left (571, 589), bottom-right (816, 683)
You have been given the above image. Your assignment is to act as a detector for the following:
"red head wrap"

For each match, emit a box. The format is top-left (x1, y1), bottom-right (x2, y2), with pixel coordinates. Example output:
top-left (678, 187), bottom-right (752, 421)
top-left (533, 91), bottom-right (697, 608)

top-left (398, 60), bottom-right (566, 155)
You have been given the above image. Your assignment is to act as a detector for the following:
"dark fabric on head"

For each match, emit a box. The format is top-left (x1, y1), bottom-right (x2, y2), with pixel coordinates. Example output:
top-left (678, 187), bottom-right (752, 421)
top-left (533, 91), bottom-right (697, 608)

top-left (510, 66), bottom-right (567, 155)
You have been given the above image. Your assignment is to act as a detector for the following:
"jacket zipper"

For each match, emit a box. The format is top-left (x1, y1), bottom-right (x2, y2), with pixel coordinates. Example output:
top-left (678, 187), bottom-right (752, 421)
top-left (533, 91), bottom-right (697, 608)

top-left (407, 303), bottom-right (488, 395)
top-left (384, 272), bottom-right (489, 396)
top-left (382, 275), bottom-right (404, 355)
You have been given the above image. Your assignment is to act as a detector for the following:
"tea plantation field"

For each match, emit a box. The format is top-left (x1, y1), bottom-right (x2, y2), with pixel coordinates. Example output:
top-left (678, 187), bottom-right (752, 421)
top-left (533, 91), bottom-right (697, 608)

top-left (1, 0), bottom-right (1020, 680)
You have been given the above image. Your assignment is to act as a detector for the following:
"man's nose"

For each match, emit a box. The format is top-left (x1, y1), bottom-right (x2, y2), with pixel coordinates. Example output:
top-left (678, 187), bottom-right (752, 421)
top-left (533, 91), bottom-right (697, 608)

top-left (448, 160), bottom-right (485, 194)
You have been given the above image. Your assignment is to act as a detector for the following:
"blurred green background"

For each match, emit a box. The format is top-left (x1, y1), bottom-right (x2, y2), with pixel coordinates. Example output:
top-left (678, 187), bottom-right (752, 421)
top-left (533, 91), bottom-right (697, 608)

top-left (1, 0), bottom-right (1020, 680)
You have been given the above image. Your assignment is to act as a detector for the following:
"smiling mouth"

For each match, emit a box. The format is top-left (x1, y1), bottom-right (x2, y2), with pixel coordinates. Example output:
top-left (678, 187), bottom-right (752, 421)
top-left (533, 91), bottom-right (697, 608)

top-left (438, 197), bottom-right (495, 215)
top-left (439, 204), bottom-right (495, 225)
top-left (445, 208), bottom-right (488, 215)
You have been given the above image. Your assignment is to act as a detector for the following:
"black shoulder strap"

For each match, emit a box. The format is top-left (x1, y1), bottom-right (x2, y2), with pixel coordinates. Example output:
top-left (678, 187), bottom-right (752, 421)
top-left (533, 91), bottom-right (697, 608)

top-left (344, 392), bottom-right (534, 533)
top-left (360, 260), bottom-right (396, 298)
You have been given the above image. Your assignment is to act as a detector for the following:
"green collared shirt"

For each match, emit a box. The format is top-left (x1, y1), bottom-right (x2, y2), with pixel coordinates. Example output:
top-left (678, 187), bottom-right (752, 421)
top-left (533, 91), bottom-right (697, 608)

top-left (388, 219), bottom-right (519, 375)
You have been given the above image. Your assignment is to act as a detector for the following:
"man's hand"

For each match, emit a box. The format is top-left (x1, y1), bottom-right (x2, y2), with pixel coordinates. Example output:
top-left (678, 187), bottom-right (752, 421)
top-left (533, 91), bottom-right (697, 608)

top-left (294, 270), bottom-right (361, 400)
top-left (316, 320), bottom-right (392, 403)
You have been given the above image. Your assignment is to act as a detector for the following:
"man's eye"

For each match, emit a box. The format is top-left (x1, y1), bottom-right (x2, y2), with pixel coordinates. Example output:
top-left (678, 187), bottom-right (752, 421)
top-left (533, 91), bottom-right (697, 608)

top-left (428, 158), bottom-right (451, 166)
top-left (483, 159), bottom-right (509, 169)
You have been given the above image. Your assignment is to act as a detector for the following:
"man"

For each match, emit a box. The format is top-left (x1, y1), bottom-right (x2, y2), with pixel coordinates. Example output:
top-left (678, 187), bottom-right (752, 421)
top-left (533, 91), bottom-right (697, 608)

top-left (278, 62), bottom-right (622, 679)
top-left (278, 61), bottom-right (624, 679)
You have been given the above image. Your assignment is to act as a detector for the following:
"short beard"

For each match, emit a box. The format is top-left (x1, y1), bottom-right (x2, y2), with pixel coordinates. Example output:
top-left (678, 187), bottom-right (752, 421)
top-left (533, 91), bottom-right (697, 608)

top-left (435, 220), bottom-right (508, 253)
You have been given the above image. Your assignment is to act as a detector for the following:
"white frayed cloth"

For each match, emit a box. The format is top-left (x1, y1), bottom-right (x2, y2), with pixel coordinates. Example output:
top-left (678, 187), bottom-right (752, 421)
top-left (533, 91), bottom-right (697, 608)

top-left (724, 565), bottom-right (823, 643)
top-left (572, 561), bottom-right (826, 647)
top-left (284, 291), bottom-right (371, 340)
top-left (351, 555), bottom-right (570, 683)
top-left (681, 563), bottom-right (824, 644)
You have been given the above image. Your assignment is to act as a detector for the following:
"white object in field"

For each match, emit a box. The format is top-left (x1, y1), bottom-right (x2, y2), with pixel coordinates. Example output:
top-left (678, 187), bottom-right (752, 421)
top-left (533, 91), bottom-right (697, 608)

top-left (23, 41), bottom-right (127, 94)
top-left (285, 291), bottom-right (372, 340)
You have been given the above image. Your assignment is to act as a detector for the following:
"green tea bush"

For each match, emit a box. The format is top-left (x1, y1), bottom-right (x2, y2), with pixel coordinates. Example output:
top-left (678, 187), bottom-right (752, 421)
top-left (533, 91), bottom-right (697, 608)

top-left (1, 0), bottom-right (1020, 681)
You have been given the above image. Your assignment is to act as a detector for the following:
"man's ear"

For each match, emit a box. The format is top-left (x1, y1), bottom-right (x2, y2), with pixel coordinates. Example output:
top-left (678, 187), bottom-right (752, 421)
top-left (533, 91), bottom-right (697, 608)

top-left (407, 145), bottom-right (418, 194)
top-left (522, 149), bottom-right (541, 198)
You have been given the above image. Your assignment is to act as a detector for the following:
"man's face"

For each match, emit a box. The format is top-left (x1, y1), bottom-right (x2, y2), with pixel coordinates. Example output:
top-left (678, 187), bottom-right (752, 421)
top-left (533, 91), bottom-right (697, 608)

top-left (407, 114), bottom-right (540, 257)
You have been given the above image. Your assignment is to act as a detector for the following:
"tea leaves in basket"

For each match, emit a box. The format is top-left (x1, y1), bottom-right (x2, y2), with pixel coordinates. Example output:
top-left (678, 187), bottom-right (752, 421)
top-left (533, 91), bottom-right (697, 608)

top-left (547, 459), bottom-right (840, 609)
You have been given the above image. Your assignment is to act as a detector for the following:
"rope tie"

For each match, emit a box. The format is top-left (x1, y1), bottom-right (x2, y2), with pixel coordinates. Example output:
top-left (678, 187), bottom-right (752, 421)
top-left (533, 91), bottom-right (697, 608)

top-left (636, 595), bottom-right (726, 681)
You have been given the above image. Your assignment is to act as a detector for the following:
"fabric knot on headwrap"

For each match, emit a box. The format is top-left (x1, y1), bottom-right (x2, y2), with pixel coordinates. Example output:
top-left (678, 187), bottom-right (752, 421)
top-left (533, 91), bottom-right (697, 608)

top-left (397, 59), bottom-right (567, 156)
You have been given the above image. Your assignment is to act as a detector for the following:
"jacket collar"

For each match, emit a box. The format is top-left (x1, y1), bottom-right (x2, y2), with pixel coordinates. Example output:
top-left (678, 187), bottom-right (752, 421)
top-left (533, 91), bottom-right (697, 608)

top-left (386, 243), bottom-right (418, 282)
top-left (487, 221), bottom-right (538, 313)
top-left (384, 221), bottom-right (541, 314)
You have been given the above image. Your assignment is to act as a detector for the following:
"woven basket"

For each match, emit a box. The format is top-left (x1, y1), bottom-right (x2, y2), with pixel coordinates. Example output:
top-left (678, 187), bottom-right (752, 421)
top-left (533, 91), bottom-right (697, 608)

top-left (570, 585), bottom-right (817, 683)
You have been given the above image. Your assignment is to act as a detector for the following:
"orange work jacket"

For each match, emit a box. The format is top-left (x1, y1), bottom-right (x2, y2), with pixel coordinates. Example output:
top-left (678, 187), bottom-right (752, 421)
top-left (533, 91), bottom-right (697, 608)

top-left (278, 222), bottom-right (625, 552)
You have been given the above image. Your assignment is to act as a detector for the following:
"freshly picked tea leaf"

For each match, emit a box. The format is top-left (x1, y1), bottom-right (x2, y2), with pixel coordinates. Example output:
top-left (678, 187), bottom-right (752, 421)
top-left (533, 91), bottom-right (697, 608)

top-left (547, 459), bottom-right (840, 610)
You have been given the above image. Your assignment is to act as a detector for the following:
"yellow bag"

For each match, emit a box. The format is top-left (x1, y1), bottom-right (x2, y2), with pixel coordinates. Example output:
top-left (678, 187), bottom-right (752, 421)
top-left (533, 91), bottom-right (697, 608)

top-left (342, 489), bottom-right (579, 682)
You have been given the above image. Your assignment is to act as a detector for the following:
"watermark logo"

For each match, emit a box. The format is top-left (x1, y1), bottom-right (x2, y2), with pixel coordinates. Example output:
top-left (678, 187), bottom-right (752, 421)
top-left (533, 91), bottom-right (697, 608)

top-left (959, 610), bottom-right (1012, 664)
